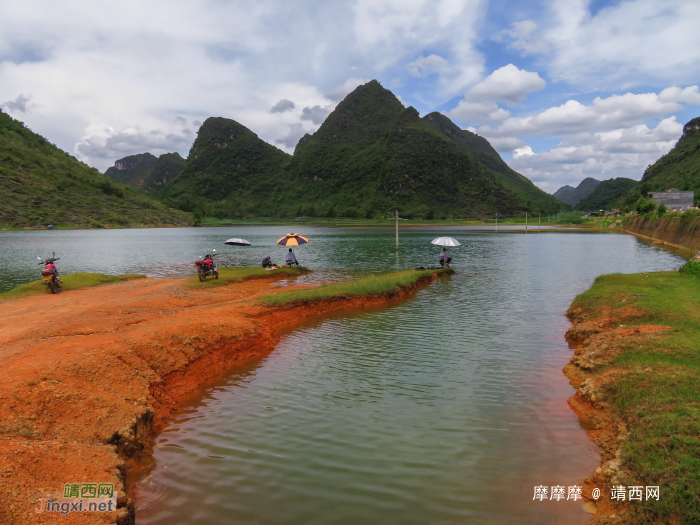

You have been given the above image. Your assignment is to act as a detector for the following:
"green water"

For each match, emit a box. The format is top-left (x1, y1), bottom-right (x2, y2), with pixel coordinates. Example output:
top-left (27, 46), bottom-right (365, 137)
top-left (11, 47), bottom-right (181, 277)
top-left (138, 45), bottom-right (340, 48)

top-left (0, 228), bottom-right (684, 524)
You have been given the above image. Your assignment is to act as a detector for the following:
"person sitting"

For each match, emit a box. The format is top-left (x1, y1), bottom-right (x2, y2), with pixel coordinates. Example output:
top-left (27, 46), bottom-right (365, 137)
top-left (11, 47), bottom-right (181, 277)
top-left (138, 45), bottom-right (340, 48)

top-left (262, 255), bottom-right (273, 268)
top-left (439, 248), bottom-right (452, 268)
top-left (285, 248), bottom-right (299, 267)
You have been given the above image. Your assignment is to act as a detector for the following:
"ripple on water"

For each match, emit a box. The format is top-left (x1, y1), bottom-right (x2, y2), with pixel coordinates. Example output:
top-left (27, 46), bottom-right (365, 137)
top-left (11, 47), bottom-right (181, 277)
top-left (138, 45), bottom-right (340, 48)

top-left (23, 229), bottom-right (673, 525)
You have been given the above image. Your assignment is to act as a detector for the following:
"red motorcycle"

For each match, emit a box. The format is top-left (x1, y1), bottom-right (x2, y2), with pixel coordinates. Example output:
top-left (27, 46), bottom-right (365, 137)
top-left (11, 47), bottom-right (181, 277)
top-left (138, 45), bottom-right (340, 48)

top-left (195, 251), bottom-right (219, 282)
top-left (37, 253), bottom-right (61, 294)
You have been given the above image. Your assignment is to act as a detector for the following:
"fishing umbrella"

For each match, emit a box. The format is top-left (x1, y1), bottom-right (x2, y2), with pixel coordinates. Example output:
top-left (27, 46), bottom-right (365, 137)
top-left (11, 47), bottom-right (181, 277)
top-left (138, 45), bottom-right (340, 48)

top-left (277, 233), bottom-right (309, 265)
top-left (224, 238), bottom-right (251, 267)
top-left (276, 233), bottom-right (309, 247)
top-left (431, 236), bottom-right (461, 247)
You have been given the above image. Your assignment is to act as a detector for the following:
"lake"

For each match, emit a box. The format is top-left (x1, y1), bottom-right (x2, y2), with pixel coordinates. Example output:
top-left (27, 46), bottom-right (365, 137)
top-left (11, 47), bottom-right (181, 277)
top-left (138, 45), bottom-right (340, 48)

top-left (0, 227), bottom-right (683, 524)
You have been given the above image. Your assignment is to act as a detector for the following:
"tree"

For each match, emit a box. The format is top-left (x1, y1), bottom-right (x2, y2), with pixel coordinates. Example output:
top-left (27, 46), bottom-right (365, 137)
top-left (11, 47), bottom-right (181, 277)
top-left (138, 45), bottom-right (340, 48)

top-left (657, 203), bottom-right (668, 216)
top-left (635, 196), bottom-right (657, 214)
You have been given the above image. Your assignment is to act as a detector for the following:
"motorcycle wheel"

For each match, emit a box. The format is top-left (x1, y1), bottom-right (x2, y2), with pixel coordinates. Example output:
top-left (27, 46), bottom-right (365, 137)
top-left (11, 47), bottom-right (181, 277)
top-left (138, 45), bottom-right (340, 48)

top-left (48, 281), bottom-right (58, 294)
top-left (214, 271), bottom-right (219, 279)
top-left (199, 270), bottom-right (206, 282)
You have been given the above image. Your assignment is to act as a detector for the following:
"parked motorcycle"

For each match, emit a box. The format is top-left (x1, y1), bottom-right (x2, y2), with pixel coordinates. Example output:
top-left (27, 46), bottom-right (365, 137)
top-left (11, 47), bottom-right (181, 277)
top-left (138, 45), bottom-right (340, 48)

top-left (37, 253), bottom-right (61, 294)
top-left (194, 250), bottom-right (219, 282)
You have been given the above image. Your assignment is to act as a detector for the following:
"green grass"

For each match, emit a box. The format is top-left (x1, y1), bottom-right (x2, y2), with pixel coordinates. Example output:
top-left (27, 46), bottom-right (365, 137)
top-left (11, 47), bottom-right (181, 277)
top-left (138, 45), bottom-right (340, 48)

top-left (261, 268), bottom-right (453, 305)
top-left (187, 266), bottom-right (310, 288)
top-left (572, 271), bottom-right (700, 522)
top-left (0, 272), bottom-right (146, 299)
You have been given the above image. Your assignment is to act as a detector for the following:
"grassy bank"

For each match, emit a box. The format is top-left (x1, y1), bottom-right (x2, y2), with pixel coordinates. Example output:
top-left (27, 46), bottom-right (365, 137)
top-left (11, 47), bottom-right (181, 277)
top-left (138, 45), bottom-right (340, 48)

top-left (570, 269), bottom-right (700, 522)
top-left (187, 266), bottom-right (310, 287)
top-left (262, 268), bottom-right (453, 305)
top-left (0, 273), bottom-right (145, 299)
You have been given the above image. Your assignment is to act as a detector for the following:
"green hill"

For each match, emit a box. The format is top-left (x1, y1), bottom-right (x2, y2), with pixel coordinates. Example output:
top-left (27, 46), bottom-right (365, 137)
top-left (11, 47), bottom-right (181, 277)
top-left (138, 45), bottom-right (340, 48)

top-left (105, 152), bottom-right (185, 194)
top-left (574, 177), bottom-right (638, 211)
top-left (610, 116), bottom-right (700, 208)
top-left (158, 117), bottom-right (293, 217)
top-left (105, 152), bottom-right (157, 187)
top-left (161, 80), bottom-right (529, 219)
top-left (422, 112), bottom-right (562, 214)
top-left (286, 80), bottom-right (527, 218)
top-left (0, 110), bottom-right (191, 228)
top-left (615, 116), bottom-right (700, 207)
top-left (553, 177), bottom-right (600, 206)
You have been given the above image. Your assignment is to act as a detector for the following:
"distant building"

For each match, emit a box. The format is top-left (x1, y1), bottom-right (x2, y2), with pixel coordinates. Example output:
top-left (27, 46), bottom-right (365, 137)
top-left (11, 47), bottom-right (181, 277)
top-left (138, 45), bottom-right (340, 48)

top-left (648, 188), bottom-right (695, 210)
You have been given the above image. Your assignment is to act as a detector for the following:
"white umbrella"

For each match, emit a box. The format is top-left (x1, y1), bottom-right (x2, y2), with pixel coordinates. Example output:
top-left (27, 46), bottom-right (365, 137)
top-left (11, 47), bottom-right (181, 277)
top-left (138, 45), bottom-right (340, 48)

top-left (224, 238), bottom-right (251, 267)
top-left (431, 236), bottom-right (461, 247)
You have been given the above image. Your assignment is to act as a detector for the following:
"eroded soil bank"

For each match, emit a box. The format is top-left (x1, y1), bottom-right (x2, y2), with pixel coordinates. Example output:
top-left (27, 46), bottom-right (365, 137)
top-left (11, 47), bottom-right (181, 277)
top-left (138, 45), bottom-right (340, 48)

top-left (563, 271), bottom-right (700, 525)
top-left (623, 215), bottom-right (700, 253)
top-left (0, 269), bottom-right (449, 524)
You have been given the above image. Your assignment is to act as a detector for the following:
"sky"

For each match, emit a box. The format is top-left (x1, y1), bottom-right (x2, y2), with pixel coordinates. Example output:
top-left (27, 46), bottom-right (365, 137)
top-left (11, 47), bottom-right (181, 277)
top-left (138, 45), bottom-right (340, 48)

top-left (1, 0), bottom-right (699, 193)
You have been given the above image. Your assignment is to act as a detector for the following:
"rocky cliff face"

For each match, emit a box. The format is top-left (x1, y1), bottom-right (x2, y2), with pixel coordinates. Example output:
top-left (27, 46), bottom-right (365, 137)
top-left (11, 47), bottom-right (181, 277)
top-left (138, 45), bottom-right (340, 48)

top-left (105, 152), bottom-right (185, 194)
top-left (105, 153), bottom-right (158, 187)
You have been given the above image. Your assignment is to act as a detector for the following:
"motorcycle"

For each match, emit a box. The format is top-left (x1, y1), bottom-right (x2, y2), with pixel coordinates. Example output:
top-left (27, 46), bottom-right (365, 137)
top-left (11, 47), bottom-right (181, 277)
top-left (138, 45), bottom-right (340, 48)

top-left (37, 253), bottom-right (61, 294)
top-left (194, 250), bottom-right (219, 282)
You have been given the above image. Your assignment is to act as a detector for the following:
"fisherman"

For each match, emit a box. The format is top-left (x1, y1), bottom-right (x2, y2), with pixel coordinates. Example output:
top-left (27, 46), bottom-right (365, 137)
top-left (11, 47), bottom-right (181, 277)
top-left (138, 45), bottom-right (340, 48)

top-left (285, 248), bottom-right (299, 267)
top-left (262, 255), bottom-right (273, 268)
top-left (439, 248), bottom-right (452, 268)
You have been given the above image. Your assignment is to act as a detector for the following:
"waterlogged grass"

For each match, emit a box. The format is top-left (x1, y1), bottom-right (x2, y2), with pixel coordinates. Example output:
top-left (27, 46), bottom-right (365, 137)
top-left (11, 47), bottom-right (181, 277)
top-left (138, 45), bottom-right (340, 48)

top-left (0, 273), bottom-right (145, 299)
top-left (187, 266), bottom-right (310, 288)
top-left (262, 268), bottom-right (453, 305)
top-left (573, 271), bottom-right (700, 521)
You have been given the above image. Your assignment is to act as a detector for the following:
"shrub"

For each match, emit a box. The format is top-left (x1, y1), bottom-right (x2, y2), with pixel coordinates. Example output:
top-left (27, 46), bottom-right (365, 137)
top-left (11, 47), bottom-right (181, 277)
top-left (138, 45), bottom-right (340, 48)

top-left (657, 203), bottom-right (668, 216)
top-left (679, 259), bottom-right (700, 277)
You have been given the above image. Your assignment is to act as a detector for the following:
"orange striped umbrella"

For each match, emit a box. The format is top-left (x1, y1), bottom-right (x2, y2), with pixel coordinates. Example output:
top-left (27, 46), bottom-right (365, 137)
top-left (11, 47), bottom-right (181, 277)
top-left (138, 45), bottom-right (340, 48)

top-left (276, 233), bottom-right (309, 246)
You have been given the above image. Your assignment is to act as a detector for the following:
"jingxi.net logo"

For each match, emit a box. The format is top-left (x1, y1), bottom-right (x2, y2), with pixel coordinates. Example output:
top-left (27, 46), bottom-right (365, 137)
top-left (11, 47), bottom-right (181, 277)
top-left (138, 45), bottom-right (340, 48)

top-left (35, 482), bottom-right (117, 515)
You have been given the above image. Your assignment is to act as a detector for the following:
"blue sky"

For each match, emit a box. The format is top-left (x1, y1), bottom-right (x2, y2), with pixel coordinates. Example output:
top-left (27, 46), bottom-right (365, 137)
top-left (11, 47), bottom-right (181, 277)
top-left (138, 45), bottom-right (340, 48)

top-left (1, 0), bottom-right (699, 192)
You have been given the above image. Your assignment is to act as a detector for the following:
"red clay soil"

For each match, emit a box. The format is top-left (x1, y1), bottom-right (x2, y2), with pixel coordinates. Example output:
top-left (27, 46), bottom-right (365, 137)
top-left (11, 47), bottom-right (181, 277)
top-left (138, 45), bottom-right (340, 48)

top-left (0, 271), bottom-right (444, 524)
top-left (562, 305), bottom-right (671, 525)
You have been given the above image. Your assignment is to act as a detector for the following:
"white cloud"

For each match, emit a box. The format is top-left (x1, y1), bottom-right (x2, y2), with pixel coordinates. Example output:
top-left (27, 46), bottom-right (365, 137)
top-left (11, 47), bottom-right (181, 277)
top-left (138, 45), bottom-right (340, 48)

top-left (507, 118), bottom-right (684, 193)
top-left (546, 0), bottom-right (700, 86)
top-left (75, 125), bottom-right (194, 160)
top-left (493, 20), bottom-right (550, 56)
top-left (447, 101), bottom-right (510, 125)
top-left (512, 146), bottom-right (534, 159)
top-left (446, 64), bottom-right (545, 125)
top-left (466, 64), bottom-right (546, 105)
top-left (0, 0), bottom-right (487, 168)
top-left (406, 54), bottom-right (449, 78)
top-left (481, 86), bottom-right (700, 138)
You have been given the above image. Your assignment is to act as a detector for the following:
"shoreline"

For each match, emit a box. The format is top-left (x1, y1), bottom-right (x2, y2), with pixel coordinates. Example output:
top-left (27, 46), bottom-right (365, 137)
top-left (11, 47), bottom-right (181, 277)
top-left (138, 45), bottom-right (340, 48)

top-left (0, 268), bottom-right (451, 524)
top-left (562, 269), bottom-right (699, 524)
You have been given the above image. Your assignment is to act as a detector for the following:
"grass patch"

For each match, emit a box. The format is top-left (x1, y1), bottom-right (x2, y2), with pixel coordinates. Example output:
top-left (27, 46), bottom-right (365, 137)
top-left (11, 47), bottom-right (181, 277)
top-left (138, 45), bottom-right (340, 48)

top-left (571, 270), bottom-right (700, 521)
top-left (261, 268), bottom-right (453, 305)
top-left (0, 272), bottom-right (145, 299)
top-left (187, 266), bottom-right (310, 288)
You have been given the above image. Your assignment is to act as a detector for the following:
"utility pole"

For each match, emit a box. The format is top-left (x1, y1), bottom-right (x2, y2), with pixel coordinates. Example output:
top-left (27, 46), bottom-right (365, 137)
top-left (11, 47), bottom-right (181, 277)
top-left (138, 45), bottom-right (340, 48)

top-left (539, 213), bottom-right (541, 232)
top-left (526, 211), bottom-right (528, 233)
top-left (396, 210), bottom-right (399, 250)
top-left (495, 212), bottom-right (498, 233)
